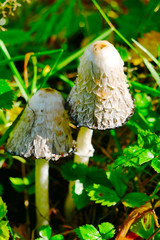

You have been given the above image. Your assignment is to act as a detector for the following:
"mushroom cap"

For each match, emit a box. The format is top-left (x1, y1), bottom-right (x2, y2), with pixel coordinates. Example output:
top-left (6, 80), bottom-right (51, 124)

top-left (6, 88), bottom-right (73, 160)
top-left (67, 40), bottom-right (134, 130)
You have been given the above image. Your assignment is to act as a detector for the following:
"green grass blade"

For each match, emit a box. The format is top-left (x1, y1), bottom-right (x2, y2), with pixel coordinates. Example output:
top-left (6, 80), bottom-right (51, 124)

top-left (29, 0), bottom-right (64, 35)
top-left (0, 56), bottom-right (26, 65)
top-left (30, 56), bottom-right (38, 94)
top-left (92, 0), bottom-right (160, 86)
top-left (143, 58), bottom-right (160, 86)
top-left (132, 38), bottom-right (160, 68)
top-left (92, 0), bottom-right (139, 53)
top-left (0, 40), bottom-right (28, 101)
top-left (40, 49), bottom-right (64, 88)
top-left (56, 74), bottom-right (74, 87)
top-left (130, 81), bottom-right (160, 97)
top-left (0, 49), bottom-right (64, 65)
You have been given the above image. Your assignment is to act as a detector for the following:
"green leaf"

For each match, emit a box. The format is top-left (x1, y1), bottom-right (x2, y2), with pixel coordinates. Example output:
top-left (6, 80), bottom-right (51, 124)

top-left (9, 169), bottom-right (35, 193)
top-left (98, 222), bottom-right (115, 239)
top-left (0, 197), bottom-right (7, 220)
top-left (122, 192), bottom-right (151, 208)
top-left (114, 146), bottom-right (154, 168)
top-left (108, 168), bottom-right (127, 197)
top-left (114, 130), bottom-right (160, 168)
top-left (0, 80), bottom-right (12, 95)
top-left (75, 224), bottom-right (102, 240)
top-left (138, 129), bottom-right (160, 153)
top-left (151, 159), bottom-right (160, 173)
top-left (86, 167), bottom-right (111, 187)
top-left (72, 182), bottom-right (90, 210)
top-left (39, 225), bottom-right (52, 239)
top-left (87, 184), bottom-right (120, 206)
top-left (50, 234), bottom-right (64, 240)
top-left (9, 177), bottom-right (25, 193)
top-left (0, 221), bottom-right (10, 240)
top-left (61, 162), bottom-right (87, 181)
top-left (0, 80), bottom-right (15, 109)
top-left (130, 213), bottom-right (154, 239)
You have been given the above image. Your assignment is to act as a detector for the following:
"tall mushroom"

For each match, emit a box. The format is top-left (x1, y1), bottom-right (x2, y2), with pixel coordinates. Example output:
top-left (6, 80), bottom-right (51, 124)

top-left (65, 40), bottom-right (134, 218)
top-left (6, 88), bottom-right (73, 229)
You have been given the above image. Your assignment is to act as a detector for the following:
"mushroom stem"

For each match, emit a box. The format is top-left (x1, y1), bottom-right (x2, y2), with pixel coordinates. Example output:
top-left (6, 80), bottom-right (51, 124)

top-left (74, 127), bottom-right (94, 164)
top-left (65, 127), bottom-right (94, 220)
top-left (35, 158), bottom-right (49, 229)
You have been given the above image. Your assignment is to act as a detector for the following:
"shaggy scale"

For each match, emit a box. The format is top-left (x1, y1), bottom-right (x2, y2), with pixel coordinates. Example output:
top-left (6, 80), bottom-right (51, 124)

top-left (67, 40), bottom-right (135, 130)
top-left (6, 88), bottom-right (73, 160)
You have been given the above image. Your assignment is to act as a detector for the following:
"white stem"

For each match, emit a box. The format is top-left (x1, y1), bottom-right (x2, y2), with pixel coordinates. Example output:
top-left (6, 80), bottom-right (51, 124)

top-left (65, 127), bottom-right (94, 220)
top-left (35, 159), bottom-right (49, 229)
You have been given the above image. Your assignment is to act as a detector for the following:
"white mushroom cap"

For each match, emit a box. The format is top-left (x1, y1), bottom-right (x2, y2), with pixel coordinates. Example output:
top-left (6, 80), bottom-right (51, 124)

top-left (67, 40), bottom-right (134, 130)
top-left (6, 88), bottom-right (73, 160)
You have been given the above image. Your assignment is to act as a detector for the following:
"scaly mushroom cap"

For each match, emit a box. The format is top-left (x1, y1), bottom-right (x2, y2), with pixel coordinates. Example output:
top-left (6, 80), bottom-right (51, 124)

top-left (67, 40), bottom-right (134, 130)
top-left (6, 88), bottom-right (73, 160)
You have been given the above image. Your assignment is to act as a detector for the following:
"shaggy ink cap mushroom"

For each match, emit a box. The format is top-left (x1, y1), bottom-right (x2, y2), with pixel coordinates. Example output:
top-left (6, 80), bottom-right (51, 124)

top-left (6, 88), bottom-right (73, 160)
top-left (67, 40), bottom-right (135, 130)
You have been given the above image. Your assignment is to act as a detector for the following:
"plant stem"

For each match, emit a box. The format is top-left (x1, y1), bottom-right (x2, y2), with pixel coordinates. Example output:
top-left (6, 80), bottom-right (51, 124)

top-left (35, 159), bottom-right (49, 229)
top-left (64, 127), bottom-right (94, 220)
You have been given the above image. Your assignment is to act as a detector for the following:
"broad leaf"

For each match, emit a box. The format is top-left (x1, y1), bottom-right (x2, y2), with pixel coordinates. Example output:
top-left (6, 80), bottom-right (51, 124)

top-left (75, 224), bottom-right (102, 240)
top-left (72, 182), bottom-right (90, 210)
top-left (87, 184), bottom-right (120, 206)
top-left (108, 168), bottom-right (127, 197)
top-left (61, 162), bottom-right (87, 181)
top-left (151, 158), bottom-right (160, 173)
top-left (138, 129), bottom-right (160, 153)
top-left (39, 225), bottom-right (51, 239)
top-left (98, 222), bottom-right (115, 239)
top-left (114, 146), bottom-right (154, 168)
top-left (50, 234), bottom-right (64, 240)
top-left (86, 167), bottom-right (111, 187)
top-left (0, 221), bottom-right (10, 240)
top-left (130, 212), bottom-right (154, 239)
top-left (122, 192), bottom-right (151, 208)
top-left (0, 197), bottom-right (7, 220)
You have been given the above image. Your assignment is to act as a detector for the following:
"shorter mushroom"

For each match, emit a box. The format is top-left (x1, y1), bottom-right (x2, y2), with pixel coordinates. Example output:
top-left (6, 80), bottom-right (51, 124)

top-left (6, 88), bottom-right (73, 229)
top-left (65, 40), bottom-right (134, 218)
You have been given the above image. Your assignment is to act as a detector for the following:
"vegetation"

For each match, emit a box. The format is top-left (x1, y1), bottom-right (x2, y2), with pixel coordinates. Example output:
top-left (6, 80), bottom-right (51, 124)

top-left (0, 0), bottom-right (160, 239)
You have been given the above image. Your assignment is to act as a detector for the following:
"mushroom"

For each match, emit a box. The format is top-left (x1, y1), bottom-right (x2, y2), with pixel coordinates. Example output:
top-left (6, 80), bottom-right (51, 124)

top-left (65, 40), bottom-right (134, 218)
top-left (6, 88), bottom-right (73, 229)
